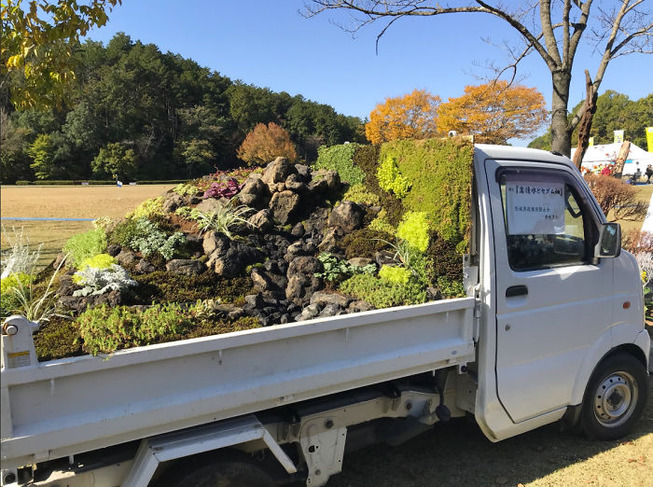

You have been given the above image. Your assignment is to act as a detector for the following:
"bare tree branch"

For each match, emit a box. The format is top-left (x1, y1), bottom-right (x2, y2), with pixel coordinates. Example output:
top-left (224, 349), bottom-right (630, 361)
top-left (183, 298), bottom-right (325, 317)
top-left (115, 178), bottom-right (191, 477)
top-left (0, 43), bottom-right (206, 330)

top-left (304, 1), bottom-right (653, 155)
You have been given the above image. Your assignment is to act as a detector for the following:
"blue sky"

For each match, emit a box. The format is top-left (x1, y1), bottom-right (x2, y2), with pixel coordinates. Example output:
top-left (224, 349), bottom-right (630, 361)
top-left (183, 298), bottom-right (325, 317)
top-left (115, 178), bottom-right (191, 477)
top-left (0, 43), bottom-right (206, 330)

top-left (85, 1), bottom-right (652, 144)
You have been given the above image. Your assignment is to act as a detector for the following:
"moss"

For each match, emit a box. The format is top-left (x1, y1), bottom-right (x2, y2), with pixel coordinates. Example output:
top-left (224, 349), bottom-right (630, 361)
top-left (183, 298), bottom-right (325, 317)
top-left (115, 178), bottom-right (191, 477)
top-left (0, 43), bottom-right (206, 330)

top-left (342, 228), bottom-right (392, 259)
top-left (353, 144), bottom-right (404, 226)
top-left (314, 143), bottom-right (366, 185)
top-left (343, 183), bottom-right (380, 207)
top-left (132, 271), bottom-right (254, 305)
top-left (33, 317), bottom-right (84, 361)
top-left (184, 316), bottom-right (261, 339)
top-left (339, 273), bottom-right (427, 308)
top-left (427, 233), bottom-right (464, 283)
top-left (379, 138), bottom-right (473, 252)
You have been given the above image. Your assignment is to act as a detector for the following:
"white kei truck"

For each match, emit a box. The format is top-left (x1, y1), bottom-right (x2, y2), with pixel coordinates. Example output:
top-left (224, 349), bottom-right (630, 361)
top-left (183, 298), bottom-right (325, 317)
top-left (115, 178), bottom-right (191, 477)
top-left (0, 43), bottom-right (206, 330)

top-left (1, 145), bottom-right (649, 487)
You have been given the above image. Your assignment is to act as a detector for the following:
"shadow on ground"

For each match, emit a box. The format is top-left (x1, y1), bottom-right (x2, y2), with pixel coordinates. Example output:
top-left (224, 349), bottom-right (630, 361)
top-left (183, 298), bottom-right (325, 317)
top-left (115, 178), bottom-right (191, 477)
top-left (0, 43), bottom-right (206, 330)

top-left (326, 376), bottom-right (653, 487)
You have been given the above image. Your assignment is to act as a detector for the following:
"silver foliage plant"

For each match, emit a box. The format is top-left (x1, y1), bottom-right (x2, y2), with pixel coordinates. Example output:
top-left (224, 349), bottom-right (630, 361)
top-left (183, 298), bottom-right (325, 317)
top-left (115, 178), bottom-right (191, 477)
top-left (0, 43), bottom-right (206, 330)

top-left (73, 264), bottom-right (137, 297)
top-left (0, 226), bottom-right (42, 279)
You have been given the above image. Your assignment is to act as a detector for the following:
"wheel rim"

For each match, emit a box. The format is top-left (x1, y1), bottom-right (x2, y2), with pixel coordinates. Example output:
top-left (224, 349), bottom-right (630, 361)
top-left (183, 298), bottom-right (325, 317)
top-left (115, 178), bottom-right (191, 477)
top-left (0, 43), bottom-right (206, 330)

top-left (592, 371), bottom-right (638, 428)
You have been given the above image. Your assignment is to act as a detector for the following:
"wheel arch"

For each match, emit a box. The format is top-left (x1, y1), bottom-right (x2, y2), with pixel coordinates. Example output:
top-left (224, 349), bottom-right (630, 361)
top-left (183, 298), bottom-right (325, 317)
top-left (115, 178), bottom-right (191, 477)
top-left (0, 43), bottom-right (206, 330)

top-left (578, 349), bottom-right (649, 440)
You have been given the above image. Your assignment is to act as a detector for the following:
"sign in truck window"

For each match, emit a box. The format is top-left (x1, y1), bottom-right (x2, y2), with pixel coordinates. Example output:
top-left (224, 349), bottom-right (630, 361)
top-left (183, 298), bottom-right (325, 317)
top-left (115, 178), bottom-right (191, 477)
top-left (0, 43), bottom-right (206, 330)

top-left (505, 181), bottom-right (565, 235)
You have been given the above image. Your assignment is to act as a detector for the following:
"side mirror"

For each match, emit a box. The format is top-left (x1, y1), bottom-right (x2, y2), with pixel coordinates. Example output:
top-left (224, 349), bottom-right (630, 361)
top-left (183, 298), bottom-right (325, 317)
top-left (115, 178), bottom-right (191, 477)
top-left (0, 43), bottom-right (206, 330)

top-left (595, 222), bottom-right (621, 259)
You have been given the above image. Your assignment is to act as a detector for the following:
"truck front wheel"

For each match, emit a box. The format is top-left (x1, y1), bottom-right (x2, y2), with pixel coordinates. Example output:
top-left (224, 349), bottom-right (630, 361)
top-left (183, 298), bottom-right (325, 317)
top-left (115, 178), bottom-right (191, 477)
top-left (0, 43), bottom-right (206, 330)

top-left (580, 353), bottom-right (648, 441)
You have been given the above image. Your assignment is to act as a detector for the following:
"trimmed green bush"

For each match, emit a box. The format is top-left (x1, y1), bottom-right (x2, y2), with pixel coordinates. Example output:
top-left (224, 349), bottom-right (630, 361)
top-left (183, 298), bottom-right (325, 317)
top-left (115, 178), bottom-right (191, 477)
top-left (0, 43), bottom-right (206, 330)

top-left (377, 154), bottom-right (411, 198)
top-left (63, 228), bottom-right (108, 268)
top-left (379, 138), bottom-right (474, 253)
top-left (396, 211), bottom-right (430, 253)
top-left (314, 143), bottom-right (366, 185)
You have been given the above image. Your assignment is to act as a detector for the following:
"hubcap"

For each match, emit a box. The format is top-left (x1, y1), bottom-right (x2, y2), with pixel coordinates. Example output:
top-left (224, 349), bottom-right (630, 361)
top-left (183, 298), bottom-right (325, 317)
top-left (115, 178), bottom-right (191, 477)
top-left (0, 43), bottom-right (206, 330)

top-left (593, 371), bottom-right (638, 427)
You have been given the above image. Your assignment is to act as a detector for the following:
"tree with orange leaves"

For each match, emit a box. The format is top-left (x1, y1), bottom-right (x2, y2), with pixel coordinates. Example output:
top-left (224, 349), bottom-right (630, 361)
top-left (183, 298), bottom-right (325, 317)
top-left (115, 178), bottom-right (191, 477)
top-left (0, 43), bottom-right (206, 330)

top-left (365, 89), bottom-right (441, 144)
top-left (437, 81), bottom-right (548, 144)
top-left (237, 122), bottom-right (298, 166)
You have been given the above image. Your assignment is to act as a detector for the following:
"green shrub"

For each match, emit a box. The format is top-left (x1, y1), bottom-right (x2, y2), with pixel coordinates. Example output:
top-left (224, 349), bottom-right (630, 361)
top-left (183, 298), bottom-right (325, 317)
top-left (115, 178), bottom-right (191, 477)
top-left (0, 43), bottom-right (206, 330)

top-left (378, 265), bottom-right (411, 284)
top-left (368, 212), bottom-right (396, 236)
top-left (396, 211), bottom-right (430, 252)
top-left (173, 183), bottom-right (201, 197)
top-left (339, 273), bottom-right (427, 308)
top-left (377, 154), bottom-right (411, 198)
top-left (78, 303), bottom-right (193, 355)
top-left (436, 276), bottom-right (466, 298)
top-left (127, 218), bottom-right (186, 260)
top-left (315, 252), bottom-right (376, 284)
top-left (76, 253), bottom-right (116, 273)
top-left (342, 183), bottom-right (380, 206)
top-left (126, 196), bottom-right (166, 220)
top-left (1, 272), bottom-right (32, 317)
top-left (63, 228), bottom-right (107, 268)
top-left (315, 144), bottom-right (366, 185)
top-left (108, 218), bottom-right (141, 247)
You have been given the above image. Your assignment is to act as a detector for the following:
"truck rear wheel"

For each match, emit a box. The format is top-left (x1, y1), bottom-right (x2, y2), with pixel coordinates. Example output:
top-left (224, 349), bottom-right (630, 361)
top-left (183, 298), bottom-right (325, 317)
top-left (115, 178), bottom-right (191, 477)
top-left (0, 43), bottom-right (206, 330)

top-left (159, 452), bottom-right (275, 487)
top-left (580, 353), bottom-right (648, 441)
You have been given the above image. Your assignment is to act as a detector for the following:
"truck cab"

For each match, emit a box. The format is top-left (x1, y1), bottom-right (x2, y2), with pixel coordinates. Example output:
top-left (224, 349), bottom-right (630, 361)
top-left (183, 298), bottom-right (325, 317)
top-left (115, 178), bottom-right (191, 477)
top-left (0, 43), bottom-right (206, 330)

top-left (472, 145), bottom-right (648, 442)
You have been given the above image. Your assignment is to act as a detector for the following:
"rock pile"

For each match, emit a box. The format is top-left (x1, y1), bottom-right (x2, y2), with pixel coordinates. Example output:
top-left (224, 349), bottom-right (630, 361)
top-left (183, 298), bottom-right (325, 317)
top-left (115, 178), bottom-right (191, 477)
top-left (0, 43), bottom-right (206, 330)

top-left (56, 157), bottom-right (382, 325)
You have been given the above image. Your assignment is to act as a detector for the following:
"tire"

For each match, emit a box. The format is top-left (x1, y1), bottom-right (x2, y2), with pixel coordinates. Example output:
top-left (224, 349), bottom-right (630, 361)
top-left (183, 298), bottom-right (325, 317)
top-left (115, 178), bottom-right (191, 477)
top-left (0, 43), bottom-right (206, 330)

top-left (157, 453), bottom-right (275, 487)
top-left (580, 353), bottom-right (648, 441)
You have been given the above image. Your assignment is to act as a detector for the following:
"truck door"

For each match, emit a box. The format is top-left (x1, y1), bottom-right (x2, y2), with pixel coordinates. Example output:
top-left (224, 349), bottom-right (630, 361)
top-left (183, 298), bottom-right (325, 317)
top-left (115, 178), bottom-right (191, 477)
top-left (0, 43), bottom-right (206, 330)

top-left (485, 160), bottom-right (613, 423)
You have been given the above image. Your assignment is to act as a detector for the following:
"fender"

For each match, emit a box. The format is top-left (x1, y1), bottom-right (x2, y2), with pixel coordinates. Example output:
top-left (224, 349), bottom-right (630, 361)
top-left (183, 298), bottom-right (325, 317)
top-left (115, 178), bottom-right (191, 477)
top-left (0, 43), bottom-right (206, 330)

top-left (570, 323), bottom-right (650, 408)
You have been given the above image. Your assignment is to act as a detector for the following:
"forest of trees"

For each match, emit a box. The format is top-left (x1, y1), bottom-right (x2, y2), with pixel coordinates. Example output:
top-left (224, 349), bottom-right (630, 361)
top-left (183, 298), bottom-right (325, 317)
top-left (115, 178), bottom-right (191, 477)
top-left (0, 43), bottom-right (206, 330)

top-left (1, 31), bottom-right (650, 185)
top-left (0, 33), bottom-right (365, 184)
top-left (528, 91), bottom-right (652, 151)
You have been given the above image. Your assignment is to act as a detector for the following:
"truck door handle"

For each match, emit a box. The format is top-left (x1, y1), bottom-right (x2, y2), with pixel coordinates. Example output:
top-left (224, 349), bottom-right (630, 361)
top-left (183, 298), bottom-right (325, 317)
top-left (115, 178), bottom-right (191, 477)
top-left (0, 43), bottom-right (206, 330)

top-left (506, 285), bottom-right (528, 298)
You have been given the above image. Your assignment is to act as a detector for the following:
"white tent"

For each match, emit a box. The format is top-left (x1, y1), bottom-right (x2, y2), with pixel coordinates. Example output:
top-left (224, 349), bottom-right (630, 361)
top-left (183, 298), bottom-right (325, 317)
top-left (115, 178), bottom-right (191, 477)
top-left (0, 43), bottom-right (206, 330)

top-left (571, 142), bottom-right (653, 176)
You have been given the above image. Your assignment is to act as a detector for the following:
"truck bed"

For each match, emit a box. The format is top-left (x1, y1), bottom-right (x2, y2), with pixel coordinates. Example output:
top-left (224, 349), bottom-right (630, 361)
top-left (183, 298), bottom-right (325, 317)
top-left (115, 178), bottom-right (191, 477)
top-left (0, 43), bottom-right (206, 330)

top-left (1, 297), bottom-right (475, 470)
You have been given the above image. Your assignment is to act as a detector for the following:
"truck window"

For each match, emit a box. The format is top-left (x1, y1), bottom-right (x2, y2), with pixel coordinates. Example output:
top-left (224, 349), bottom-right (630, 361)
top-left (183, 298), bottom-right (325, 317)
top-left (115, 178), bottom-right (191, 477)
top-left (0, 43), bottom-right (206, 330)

top-left (498, 170), bottom-right (593, 271)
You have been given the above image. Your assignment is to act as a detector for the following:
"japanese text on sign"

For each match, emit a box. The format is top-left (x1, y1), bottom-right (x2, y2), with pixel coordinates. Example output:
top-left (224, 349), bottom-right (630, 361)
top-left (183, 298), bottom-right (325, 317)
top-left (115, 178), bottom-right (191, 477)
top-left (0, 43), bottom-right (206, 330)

top-left (505, 181), bottom-right (565, 235)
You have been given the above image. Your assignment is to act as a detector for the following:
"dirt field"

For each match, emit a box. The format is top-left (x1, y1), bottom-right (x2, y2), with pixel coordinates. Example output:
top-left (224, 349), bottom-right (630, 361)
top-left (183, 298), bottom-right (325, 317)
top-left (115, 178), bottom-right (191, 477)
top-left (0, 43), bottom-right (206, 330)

top-left (0, 184), bottom-right (176, 219)
top-left (1, 184), bottom-right (175, 267)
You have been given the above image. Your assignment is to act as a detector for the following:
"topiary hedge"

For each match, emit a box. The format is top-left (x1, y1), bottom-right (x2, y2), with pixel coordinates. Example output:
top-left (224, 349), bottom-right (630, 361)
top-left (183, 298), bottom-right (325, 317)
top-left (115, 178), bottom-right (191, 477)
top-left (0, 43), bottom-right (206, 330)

top-left (379, 138), bottom-right (474, 254)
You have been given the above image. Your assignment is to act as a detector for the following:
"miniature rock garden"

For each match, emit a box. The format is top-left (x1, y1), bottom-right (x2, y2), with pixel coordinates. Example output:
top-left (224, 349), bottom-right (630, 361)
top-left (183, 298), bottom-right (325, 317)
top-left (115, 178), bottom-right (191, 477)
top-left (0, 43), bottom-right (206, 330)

top-left (1, 138), bottom-right (475, 361)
